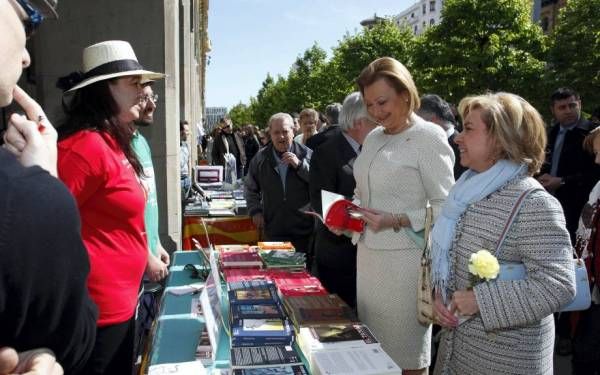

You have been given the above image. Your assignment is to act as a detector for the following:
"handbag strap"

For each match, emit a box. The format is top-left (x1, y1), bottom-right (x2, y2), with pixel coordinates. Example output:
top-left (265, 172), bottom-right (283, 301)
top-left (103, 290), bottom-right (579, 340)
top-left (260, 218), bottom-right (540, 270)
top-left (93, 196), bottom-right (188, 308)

top-left (495, 188), bottom-right (543, 257)
top-left (422, 204), bottom-right (433, 258)
top-left (495, 187), bottom-right (580, 260)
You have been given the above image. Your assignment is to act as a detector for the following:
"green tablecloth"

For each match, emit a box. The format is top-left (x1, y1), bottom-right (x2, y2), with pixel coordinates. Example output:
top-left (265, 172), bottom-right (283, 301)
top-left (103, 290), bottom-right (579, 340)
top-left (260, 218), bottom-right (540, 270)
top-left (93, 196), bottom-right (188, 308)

top-left (148, 251), bottom-right (231, 369)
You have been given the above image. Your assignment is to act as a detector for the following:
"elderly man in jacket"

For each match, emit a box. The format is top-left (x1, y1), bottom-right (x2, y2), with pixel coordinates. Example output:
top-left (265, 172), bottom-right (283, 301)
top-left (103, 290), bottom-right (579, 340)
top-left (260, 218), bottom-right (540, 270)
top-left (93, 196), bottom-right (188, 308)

top-left (245, 113), bottom-right (313, 253)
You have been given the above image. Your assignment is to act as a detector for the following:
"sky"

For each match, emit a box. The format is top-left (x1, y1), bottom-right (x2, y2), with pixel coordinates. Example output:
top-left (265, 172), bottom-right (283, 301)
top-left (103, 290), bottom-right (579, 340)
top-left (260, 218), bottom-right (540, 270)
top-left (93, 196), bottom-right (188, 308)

top-left (205, 0), bottom-right (415, 109)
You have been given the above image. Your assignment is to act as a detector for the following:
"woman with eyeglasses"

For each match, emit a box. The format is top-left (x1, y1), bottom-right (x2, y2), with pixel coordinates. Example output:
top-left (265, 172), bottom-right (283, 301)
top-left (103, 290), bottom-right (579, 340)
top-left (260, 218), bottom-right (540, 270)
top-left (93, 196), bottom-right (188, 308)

top-left (56, 40), bottom-right (164, 375)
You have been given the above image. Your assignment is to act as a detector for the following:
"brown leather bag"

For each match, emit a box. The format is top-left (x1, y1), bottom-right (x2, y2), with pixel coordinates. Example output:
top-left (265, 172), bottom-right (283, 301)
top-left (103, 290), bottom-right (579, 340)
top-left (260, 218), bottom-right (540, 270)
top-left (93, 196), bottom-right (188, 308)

top-left (417, 205), bottom-right (434, 326)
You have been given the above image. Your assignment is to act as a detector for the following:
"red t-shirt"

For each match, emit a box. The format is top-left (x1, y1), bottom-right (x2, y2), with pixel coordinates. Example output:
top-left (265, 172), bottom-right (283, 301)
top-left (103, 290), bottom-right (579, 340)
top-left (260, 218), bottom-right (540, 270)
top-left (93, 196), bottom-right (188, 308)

top-left (58, 130), bottom-right (147, 326)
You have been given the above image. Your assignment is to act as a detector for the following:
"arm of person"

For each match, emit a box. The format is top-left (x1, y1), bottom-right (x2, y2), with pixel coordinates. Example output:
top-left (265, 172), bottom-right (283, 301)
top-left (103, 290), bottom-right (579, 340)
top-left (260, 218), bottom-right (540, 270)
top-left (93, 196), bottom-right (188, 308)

top-left (58, 151), bottom-right (104, 207)
top-left (406, 130), bottom-right (455, 231)
top-left (308, 147), bottom-right (336, 215)
top-left (145, 244), bottom-right (169, 282)
top-left (473, 192), bottom-right (576, 331)
top-left (244, 154), bottom-right (263, 224)
top-left (295, 148), bottom-right (311, 182)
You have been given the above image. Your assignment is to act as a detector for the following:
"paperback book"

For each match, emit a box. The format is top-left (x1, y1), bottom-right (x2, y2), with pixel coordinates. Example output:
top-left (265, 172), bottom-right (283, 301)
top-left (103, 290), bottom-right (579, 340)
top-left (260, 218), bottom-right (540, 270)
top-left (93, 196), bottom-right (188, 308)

top-left (230, 345), bottom-right (302, 369)
top-left (283, 294), bottom-right (357, 328)
top-left (231, 364), bottom-right (309, 375)
top-left (230, 318), bottom-right (294, 347)
top-left (301, 190), bottom-right (364, 232)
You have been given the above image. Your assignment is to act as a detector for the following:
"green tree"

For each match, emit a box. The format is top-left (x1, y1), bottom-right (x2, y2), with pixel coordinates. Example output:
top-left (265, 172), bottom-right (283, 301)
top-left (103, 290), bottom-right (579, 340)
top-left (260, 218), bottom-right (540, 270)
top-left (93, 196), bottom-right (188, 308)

top-left (249, 74), bottom-right (289, 128)
top-left (547, 0), bottom-right (600, 110)
top-left (331, 20), bottom-right (416, 90)
top-left (413, 0), bottom-right (547, 107)
top-left (228, 102), bottom-right (254, 127)
top-left (285, 43), bottom-right (329, 111)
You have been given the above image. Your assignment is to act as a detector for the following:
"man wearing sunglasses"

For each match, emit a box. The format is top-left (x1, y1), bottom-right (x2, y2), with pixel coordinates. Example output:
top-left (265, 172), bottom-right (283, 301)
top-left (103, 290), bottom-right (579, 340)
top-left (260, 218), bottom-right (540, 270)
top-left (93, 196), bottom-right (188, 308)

top-left (1, 1), bottom-right (97, 374)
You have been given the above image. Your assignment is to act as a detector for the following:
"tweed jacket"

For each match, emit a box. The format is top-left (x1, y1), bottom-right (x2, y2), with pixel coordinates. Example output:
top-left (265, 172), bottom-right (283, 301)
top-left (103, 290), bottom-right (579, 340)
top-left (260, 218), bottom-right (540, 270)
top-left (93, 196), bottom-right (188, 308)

top-left (435, 177), bottom-right (577, 375)
top-left (353, 114), bottom-right (455, 250)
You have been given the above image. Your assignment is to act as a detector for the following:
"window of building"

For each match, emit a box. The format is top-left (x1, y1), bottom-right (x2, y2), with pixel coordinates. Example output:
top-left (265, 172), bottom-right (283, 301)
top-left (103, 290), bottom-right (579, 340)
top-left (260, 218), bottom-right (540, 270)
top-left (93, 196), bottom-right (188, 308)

top-left (422, 4), bottom-right (426, 14)
top-left (414, 25), bottom-right (418, 33)
top-left (411, 12), bottom-right (414, 18)
top-left (541, 17), bottom-right (549, 32)
top-left (430, 0), bottom-right (436, 11)
top-left (422, 21), bottom-right (426, 29)
top-left (430, 18), bottom-right (435, 25)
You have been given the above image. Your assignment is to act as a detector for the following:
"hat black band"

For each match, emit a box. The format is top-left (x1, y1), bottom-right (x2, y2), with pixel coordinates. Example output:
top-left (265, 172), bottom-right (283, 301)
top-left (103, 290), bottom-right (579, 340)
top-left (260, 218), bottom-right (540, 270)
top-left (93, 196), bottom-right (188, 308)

top-left (83, 59), bottom-right (144, 80)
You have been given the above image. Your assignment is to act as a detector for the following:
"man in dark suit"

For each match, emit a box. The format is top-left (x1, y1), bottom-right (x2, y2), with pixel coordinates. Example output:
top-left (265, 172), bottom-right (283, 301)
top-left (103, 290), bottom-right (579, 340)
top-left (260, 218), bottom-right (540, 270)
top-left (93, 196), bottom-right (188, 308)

top-left (417, 94), bottom-right (466, 179)
top-left (306, 102), bottom-right (342, 151)
top-left (308, 92), bottom-right (376, 308)
top-left (536, 87), bottom-right (599, 356)
top-left (538, 88), bottom-right (599, 243)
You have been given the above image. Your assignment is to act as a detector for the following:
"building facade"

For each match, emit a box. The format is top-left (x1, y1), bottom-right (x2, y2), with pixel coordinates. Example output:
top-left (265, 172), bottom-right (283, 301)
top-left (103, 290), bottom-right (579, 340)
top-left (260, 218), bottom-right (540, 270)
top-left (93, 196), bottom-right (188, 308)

top-left (395, 0), bottom-right (443, 35)
top-left (539, 0), bottom-right (568, 34)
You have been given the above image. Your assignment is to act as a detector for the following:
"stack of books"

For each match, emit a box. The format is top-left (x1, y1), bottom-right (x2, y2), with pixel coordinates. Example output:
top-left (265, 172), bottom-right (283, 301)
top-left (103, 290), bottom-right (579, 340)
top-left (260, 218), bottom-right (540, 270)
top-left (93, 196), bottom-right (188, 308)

top-left (257, 241), bottom-right (295, 252)
top-left (220, 248), bottom-right (263, 269)
top-left (283, 294), bottom-right (358, 330)
top-left (259, 250), bottom-right (306, 270)
top-left (228, 280), bottom-right (294, 348)
top-left (230, 345), bottom-right (307, 373)
top-left (268, 270), bottom-right (328, 297)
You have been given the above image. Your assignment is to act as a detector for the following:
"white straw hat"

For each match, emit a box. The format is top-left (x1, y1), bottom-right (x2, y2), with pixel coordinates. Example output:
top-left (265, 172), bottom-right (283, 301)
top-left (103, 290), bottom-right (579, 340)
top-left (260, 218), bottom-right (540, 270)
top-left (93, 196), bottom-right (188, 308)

top-left (66, 40), bottom-right (165, 92)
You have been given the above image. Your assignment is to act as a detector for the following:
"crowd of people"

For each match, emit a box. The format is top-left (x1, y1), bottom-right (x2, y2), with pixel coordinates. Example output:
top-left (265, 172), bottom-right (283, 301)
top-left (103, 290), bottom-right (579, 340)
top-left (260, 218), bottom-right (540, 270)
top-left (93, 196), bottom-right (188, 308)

top-left (1, 1), bottom-right (600, 375)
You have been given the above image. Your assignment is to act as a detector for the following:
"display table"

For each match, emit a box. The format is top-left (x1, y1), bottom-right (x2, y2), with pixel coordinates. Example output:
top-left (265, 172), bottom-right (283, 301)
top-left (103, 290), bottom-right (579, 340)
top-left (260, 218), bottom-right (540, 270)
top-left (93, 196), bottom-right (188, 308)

top-left (182, 215), bottom-right (259, 250)
top-left (142, 251), bottom-right (231, 372)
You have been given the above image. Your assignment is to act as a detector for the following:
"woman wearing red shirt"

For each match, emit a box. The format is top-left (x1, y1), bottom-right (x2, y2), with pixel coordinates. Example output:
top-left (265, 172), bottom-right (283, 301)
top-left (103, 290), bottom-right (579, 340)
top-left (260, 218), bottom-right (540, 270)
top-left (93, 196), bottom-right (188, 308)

top-left (56, 40), bottom-right (163, 375)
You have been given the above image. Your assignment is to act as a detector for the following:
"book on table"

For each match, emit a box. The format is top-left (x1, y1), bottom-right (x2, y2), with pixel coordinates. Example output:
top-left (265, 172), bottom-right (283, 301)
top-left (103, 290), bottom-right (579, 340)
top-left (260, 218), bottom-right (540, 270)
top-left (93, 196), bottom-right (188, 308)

top-left (311, 346), bottom-right (402, 375)
top-left (283, 294), bottom-right (358, 329)
top-left (268, 270), bottom-right (328, 297)
top-left (296, 323), bottom-right (380, 364)
top-left (224, 268), bottom-right (269, 283)
top-left (301, 190), bottom-right (364, 232)
top-left (220, 251), bottom-right (263, 269)
top-left (230, 303), bottom-right (286, 321)
top-left (230, 318), bottom-right (294, 347)
top-left (257, 241), bottom-right (295, 251)
top-left (259, 250), bottom-right (306, 270)
top-left (215, 244), bottom-right (258, 253)
top-left (230, 345), bottom-right (303, 369)
top-left (232, 364), bottom-right (309, 375)
top-left (228, 280), bottom-right (281, 305)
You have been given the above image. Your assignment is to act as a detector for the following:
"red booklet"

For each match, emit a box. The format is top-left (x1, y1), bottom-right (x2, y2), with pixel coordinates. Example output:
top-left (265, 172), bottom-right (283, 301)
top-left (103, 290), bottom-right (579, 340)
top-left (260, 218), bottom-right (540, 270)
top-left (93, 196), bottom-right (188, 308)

top-left (268, 269), bottom-right (328, 297)
top-left (220, 251), bottom-right (263, 269)
top-left (224, 268), bottom-right (270, 283)
top-left (302, 190), bottom-right (364, 233)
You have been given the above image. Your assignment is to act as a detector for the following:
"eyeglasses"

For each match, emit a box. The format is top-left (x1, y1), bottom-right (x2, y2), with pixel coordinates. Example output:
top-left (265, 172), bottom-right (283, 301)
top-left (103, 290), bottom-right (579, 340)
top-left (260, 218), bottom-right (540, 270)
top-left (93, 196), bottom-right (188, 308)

top-left (16, 0), bottom-right (44, 39)
top-left (139, 94), bottom-right (159, 103)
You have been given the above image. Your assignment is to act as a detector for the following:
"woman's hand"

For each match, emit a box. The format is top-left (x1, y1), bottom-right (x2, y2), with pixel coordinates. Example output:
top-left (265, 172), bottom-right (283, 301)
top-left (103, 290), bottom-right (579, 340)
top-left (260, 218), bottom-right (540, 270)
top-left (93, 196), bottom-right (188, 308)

top-left (358, 207), bottom-right (394, 232)
top-left (434, 290), bottom-right (458, 328)
top-left (449, 290), bottom-right (479, 317)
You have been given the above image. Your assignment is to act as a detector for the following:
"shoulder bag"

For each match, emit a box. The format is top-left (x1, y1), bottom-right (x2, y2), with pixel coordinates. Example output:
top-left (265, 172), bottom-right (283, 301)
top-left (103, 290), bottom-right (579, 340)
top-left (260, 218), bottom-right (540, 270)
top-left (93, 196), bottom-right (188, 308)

top-left (414, 205), bottom-right (434, 326)
top-left (495, 188), bottom-right (591, 312)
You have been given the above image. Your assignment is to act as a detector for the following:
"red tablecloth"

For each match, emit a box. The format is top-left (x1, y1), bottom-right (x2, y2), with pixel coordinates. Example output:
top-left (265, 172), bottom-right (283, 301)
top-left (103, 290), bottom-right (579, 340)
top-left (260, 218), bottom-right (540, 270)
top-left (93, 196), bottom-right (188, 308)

top-left (182, 215), bottom-right (259, 250)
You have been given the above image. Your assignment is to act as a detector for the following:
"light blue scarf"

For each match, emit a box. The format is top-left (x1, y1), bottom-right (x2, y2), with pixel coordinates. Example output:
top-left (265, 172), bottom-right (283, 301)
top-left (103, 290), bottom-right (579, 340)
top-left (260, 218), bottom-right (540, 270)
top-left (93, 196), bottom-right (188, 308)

top-left (431, 160), bottom-right (527, 302)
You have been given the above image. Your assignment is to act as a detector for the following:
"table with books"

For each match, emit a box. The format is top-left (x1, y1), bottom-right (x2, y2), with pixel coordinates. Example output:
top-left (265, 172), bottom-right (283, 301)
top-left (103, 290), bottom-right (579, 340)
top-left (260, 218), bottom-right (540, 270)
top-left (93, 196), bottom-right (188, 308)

top-left (143, 242), bottom-right (402, 375)
top-left (182, 189), bottom-right (259, 250)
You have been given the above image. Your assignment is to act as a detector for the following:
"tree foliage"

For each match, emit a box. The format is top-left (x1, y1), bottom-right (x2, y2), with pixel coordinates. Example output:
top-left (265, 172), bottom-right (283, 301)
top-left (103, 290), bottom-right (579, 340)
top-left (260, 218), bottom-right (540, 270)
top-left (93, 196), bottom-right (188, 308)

top-left (413, 0), bottom-right (547, 106)
top-left (242, 0), bottom-right (591, 125)
top-left (228, 102), bottom-right (254, 127)
top-left (547, 0), bottom-right (600, 109)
